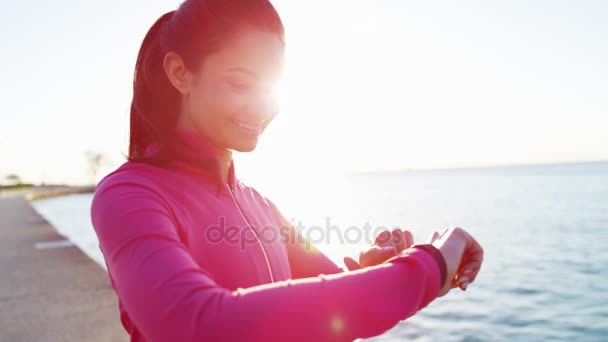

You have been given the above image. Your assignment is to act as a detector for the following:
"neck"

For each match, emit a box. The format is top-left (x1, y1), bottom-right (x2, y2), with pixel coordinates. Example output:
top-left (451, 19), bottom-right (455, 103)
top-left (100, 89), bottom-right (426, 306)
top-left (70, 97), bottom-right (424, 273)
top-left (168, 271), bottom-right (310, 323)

top-left (176, 114), bottom-right (233, 186)
top-left (215, 148), bottom-right (233, 185)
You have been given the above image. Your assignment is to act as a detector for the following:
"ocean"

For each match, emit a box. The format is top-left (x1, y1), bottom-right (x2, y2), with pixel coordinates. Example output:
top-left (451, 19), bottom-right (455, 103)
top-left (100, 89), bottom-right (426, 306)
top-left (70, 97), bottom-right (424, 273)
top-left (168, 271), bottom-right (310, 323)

top-left (32, 161), bottom-right (608, 341)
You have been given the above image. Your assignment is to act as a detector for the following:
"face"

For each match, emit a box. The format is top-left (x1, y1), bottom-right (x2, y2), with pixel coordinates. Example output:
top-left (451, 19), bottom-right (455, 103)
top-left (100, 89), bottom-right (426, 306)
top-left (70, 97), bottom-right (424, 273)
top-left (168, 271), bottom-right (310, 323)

top-left (175, 30), bottom-right (284, 153)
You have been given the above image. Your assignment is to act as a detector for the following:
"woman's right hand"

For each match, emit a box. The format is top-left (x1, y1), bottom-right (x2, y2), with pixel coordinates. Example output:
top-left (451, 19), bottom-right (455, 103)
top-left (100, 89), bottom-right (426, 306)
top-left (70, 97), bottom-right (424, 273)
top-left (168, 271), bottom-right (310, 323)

top-left (427, 227), bottom-right (484, 297)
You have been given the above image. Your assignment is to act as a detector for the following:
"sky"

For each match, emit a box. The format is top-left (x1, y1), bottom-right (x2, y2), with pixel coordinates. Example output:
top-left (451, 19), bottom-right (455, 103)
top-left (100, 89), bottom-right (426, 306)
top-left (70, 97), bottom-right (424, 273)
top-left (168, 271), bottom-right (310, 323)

top-left (1, 0), bottom-right (607, 185)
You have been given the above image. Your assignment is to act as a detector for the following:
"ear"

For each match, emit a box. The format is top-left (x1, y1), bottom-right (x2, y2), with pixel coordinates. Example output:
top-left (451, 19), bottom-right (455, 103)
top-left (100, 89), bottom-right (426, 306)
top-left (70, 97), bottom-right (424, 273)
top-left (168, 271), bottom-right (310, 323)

top-left (163, 51), bottom-right (191, 95)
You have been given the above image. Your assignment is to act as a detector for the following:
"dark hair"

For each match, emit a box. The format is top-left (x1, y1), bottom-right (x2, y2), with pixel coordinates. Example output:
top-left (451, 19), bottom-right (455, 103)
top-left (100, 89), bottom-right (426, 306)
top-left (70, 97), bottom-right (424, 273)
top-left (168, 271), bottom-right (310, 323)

top-left (128, 0), bottom-right (284, 164)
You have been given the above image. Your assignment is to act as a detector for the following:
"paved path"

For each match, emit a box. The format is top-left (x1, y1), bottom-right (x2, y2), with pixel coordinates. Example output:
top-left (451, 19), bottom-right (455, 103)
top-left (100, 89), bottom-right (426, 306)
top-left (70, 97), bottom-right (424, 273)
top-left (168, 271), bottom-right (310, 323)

top-left (0, 196), bottom-right (127, 341)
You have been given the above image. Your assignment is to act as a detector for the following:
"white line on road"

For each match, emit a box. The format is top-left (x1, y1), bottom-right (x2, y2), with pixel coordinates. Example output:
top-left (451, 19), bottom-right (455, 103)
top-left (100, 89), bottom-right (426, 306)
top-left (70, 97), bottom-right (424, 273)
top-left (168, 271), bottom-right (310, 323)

top-left (35, 239), bottom-right (75, 249)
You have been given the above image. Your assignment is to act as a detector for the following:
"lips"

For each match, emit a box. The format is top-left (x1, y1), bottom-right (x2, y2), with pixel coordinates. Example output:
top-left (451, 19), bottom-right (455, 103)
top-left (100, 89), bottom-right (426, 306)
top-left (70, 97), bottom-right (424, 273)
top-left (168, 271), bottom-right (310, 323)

top-left (230, 119), bottom-right (263, 135)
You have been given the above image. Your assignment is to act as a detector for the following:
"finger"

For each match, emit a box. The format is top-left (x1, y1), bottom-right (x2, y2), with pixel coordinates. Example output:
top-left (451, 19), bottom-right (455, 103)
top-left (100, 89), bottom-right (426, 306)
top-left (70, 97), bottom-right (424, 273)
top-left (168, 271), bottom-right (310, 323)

top-left (456, 268), bottom-right (471, 291)
top-left (403, 229), bottom-right (414, 248)
top-left (457, 275), bottom-right (469, 284)
top-left (461, 257), bottom-right (483, 274)
top-left (426, 230), bottom-right (441, 244)
top-left (458, 234), bottom-right (484, 282)
top-left (374, 230), bottom-right (393, 246)
top-left (360, 245), bottom-right (398, 268)
top-left (464, 236), bottom-right (484, 282)
top-left (459, 281), bottom-right (469, 291)
top-left (371, 245), bottom-right (398, 264)
top-left (392, 229), bottom-right (406, 252)
top-left (461, 258), bottom-right (483, 283)
top-left (343, 257), bottom-right (361, 271)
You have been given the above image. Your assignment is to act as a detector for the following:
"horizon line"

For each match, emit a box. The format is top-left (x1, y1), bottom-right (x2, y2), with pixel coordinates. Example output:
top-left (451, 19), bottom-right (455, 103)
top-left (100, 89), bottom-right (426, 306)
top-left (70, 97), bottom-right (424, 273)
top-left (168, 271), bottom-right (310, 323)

top-left (343, 158), bottom-right (608, 176)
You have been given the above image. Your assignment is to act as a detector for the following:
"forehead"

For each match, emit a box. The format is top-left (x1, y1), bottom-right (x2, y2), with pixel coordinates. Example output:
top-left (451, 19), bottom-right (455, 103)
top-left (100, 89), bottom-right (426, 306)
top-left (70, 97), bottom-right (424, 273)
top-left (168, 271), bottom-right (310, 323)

top-left (203, 29), bottom-right (285, 80)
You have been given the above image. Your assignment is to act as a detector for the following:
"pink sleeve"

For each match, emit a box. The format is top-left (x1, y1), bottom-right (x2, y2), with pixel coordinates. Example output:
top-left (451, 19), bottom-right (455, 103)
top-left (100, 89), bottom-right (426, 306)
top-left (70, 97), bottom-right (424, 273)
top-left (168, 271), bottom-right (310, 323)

top-left (91, 183), bottom-right (442, 342)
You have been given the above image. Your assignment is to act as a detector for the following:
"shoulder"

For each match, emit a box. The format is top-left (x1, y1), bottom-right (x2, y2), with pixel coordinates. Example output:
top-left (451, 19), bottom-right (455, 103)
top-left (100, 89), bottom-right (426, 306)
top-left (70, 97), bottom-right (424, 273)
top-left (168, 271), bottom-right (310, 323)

top-left (90, 163), bottom-right (185, 259)
top-left (94, 161), bottom-right (169, 198)
top-left (91, 161), bottom-right (176, 221)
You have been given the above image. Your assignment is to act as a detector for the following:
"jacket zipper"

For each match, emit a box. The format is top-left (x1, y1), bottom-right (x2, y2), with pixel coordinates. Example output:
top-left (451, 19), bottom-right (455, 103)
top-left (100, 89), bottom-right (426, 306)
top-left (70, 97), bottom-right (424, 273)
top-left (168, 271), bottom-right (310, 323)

top-left (226, 184), bottom-right (275, 283)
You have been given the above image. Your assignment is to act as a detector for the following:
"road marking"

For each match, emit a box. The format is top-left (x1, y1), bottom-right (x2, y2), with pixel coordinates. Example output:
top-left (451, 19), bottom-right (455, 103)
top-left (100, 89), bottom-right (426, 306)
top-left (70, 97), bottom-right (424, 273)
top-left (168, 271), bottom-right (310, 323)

top-left (35, 239), bottom-right (75, 249)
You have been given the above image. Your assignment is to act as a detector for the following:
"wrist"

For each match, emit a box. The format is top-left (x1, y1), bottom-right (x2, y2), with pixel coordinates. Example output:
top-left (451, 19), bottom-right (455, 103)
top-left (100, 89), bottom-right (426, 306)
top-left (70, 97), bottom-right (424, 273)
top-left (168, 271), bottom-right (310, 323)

top-left (410, 244), bottom-right (447, 291)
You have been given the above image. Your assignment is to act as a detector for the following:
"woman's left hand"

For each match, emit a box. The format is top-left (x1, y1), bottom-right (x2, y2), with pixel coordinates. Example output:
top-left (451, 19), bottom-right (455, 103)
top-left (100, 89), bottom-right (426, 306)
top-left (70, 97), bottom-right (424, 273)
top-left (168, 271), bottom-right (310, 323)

top-left (344, 228), bottom-right (414, 270)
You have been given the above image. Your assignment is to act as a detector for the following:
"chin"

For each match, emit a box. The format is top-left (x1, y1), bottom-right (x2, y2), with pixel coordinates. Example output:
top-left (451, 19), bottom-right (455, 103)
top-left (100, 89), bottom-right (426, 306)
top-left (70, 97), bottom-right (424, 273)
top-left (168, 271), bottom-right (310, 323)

top-left (232, 139), bottom-right (259, 152)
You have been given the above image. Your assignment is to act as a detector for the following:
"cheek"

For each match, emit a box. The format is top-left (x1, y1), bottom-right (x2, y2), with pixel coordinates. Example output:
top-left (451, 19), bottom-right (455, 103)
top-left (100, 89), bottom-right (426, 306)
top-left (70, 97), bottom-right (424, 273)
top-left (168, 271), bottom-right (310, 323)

top-left (188, 81), bottom-right (239, 123)
top-left (216, 83), bottom-right (248, 115)
top-left (187, 81), bottom-right (212, 116)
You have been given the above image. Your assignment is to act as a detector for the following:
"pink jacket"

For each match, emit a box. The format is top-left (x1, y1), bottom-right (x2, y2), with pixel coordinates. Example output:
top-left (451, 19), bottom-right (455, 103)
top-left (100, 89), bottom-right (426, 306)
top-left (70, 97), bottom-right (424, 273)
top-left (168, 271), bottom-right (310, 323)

top-left (90, 127), bottom-right (446, 341)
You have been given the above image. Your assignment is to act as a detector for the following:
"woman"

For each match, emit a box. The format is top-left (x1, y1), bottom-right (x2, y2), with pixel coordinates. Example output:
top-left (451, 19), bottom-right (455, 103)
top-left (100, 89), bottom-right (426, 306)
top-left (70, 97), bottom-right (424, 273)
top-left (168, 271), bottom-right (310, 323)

top-left (90, 1), bottom-right (484, 341)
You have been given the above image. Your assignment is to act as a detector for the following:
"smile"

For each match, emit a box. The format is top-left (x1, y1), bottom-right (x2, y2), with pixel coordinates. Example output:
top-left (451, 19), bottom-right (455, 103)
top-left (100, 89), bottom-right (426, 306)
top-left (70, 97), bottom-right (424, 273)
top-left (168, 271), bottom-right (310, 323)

top-left (231, 119), bottom-right (262, 135)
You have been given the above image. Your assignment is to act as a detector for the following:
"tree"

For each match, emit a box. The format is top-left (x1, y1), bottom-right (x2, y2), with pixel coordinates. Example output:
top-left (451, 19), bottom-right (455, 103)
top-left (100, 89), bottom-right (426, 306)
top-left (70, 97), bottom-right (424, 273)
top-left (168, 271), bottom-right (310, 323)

top-left (85, 151), bottom-right (110, 184)
top-left (5, 173), bottom-right (21, 186)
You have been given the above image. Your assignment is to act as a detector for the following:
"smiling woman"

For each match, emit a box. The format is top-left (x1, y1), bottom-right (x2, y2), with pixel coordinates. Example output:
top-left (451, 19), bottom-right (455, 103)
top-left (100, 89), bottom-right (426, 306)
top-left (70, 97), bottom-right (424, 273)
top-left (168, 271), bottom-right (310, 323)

top-left (128, 1), bottom-right (285, 167)
top-left (90, 0), bottom-right (484, 341)
top-left (166, 29), bottom-right (284, 153)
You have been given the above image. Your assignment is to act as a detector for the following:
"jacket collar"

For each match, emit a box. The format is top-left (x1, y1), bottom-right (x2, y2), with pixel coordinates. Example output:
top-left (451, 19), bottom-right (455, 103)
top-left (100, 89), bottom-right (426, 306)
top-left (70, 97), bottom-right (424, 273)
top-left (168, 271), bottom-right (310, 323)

top-left (145, 127), bottom-right (237, 195)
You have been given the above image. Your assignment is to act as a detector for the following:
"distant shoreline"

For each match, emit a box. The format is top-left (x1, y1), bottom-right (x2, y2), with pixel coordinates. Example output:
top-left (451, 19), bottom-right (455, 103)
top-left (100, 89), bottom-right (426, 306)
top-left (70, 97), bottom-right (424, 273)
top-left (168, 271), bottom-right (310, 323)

top-left (0, 185), bottom-right (95, 201)
top-left (345, 159), bottom-right (608, 177)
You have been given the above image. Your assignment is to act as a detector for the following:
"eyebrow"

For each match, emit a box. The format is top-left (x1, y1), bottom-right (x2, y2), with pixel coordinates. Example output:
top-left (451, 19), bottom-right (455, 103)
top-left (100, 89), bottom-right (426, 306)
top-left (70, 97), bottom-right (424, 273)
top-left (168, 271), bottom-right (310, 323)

top-left (226, 67), bottom-right (258, 79)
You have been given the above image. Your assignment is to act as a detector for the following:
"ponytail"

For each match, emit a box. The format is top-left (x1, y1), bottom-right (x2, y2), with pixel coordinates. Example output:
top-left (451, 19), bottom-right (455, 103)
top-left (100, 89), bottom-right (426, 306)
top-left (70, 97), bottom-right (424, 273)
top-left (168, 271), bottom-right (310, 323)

top-left (128, 11), bottom-right (177, 164)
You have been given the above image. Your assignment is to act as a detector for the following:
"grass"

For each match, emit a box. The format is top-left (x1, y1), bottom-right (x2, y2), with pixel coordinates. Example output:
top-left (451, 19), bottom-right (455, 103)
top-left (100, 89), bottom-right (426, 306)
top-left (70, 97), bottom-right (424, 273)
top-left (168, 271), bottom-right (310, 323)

top-left (0, 183), bottom-right (34, 190)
